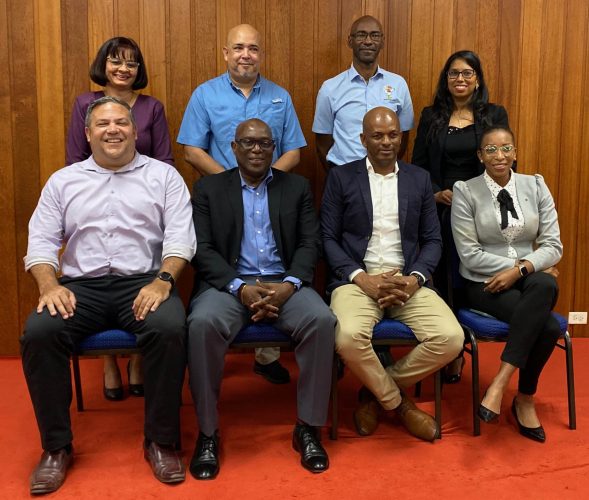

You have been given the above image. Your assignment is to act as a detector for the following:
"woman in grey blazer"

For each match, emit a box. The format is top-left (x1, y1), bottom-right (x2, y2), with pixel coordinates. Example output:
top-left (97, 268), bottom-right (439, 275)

top-left (451, 126), bottom-right (563, 443)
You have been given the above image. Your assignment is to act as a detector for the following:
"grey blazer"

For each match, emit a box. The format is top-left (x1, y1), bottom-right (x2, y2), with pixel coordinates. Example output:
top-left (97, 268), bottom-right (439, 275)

top-left (451, 172), bottom-right (563, 282)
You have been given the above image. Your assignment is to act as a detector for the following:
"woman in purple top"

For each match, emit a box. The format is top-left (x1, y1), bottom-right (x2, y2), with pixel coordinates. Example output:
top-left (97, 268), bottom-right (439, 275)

top-left (66, 37), bottom-right (174, 400)
top-left (66, 37), bottom-right (174, 166)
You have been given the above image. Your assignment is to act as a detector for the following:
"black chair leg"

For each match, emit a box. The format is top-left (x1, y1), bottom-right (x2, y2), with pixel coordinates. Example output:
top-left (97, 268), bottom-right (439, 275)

top-left (330, 352), bottom-right (339, 440)
top-left (563, 332), bottom-right (576, 430)
top-left (469, 332), bottom-right (480, 436)
top-left (434, 370), bottom-right (442, 439)
top-left (72, 355), bottom-right (84, 412)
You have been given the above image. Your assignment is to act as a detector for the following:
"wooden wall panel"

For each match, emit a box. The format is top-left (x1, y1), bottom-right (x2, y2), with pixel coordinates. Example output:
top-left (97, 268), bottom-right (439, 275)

top-left (0, 0), bottom-right (20, 355)
top-left (8, 0), bottom-right (41, 353)
top-left (34, 0), bottom-right (65, 184)
top-left (2, 0), bottom-right (588, 354)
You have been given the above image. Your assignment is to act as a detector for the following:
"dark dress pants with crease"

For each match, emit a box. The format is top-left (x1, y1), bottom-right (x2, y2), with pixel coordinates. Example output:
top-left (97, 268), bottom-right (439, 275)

top-left (21, 274), bottom-right (187, 452)
top-left (187, 285), bottom-right (336, 436)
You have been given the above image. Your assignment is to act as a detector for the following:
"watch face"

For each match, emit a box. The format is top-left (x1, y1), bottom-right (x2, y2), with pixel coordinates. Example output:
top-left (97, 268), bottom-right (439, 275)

top-left (158, 272), bottom-right (174, 285)
top-left (519, 266), bottom-right (528, 277)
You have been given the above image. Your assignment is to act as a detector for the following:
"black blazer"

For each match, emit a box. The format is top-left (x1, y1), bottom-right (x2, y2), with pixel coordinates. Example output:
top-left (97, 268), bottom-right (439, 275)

top-left (320, 159), bottom-right (442, 293)
top-left (411, 103), bottom-right (509, 193)
top-left (191, 168), bottom-right (321, 297)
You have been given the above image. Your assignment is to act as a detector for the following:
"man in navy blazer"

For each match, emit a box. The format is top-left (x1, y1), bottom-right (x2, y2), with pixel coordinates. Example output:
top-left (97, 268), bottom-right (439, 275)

top-left (321, 107), bottom-right (463, 441)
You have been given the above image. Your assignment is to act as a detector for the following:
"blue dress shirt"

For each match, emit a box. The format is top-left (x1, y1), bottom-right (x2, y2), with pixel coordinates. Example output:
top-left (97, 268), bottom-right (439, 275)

top-left (312, 65), bottom-right (414, 165)
top-left (226, 169), bottom-right (301, 296)
top-left (177, 73), bottom-right (307, 169)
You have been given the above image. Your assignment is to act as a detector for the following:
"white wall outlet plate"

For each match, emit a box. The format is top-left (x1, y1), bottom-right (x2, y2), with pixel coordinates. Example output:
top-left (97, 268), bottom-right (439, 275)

top-left (568, 312), bottom-right (588, 324)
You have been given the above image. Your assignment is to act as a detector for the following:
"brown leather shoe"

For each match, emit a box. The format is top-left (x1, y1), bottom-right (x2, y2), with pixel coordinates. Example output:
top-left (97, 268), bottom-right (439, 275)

top-left (30, 448), bottom-right (73, 495)
top-left (353, 386), bottom-right (381, 436)
top-left (393, 394), bottom-right (438, 442)
top-left (144, 441), bottom-right (185, 484)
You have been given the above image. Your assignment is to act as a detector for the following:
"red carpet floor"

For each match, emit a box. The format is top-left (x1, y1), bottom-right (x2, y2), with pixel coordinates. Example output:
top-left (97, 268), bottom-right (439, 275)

top-left (2, 339), bottom-right (589, 499)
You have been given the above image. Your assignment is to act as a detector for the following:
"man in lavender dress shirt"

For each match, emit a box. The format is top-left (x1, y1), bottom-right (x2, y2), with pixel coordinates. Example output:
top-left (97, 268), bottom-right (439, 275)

top-left (21, 96), bottom-right (196, 494)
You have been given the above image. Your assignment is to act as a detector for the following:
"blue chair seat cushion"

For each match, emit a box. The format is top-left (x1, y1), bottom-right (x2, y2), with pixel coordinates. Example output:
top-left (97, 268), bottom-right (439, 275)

top-left (372, 319), bottom-right (416, 340)
top-left (458, 309), bottom-right (567, 340)
top-left (76, 329), bottom-right (137, 352)
top-left (232, 323), bottom-right (292, 344)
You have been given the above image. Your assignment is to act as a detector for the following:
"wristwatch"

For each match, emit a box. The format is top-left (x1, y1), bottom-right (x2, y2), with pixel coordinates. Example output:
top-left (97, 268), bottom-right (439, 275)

top-left (518, 264), bottom-right (529, 278)
top-left (410, 272), bottom-right (426, 288)
top-left (156, 272), bottom-right (175, 287)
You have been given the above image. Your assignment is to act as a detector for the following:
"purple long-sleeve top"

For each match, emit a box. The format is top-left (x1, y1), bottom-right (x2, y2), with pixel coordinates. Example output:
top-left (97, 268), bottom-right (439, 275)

top-left (66, 91), bottom-right (174, 166)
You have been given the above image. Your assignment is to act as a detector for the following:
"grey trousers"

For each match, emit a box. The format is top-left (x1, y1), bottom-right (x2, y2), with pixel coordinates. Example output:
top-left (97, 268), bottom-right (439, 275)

top-left (187, 286), bottom-right (336, 436)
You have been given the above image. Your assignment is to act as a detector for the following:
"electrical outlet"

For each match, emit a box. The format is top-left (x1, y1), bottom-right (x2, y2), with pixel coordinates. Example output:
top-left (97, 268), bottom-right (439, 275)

top-left (569, 312), bottom-right (588, 324)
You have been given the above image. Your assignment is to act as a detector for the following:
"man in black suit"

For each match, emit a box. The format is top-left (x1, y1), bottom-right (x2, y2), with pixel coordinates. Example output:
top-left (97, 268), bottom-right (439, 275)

top-left (187, 118), bottom-right (336, 479)
top-left (321, 107), bottom-right (463, 441)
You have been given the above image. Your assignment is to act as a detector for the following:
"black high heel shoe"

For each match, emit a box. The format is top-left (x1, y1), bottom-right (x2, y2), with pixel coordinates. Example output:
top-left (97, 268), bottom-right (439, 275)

top-left (478, 391), bottom-right (499, 424)
top-left (103, 375), bottom-right (124, 401)
top-left (127, 360), bottom-right (144, 397)
top-left (511, 397), bottom-right (545, 443)
top-left (443, 355), bottom-right (465, 384)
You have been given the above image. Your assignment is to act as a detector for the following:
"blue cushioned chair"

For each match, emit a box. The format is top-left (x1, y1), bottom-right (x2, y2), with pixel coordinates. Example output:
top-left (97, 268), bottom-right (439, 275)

top-left (72, 329), bottom-right (139, 411)
top-left (329, 318), bottom-right (443, 440)
top-left (459, 309), bottom-right (575, 436)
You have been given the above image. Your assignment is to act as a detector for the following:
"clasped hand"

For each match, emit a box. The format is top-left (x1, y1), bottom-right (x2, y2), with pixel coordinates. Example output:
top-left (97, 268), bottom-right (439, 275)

top-left (354, 269), bottom-right (419, 309)
top-left (240, 280), bottom-right (295, 322)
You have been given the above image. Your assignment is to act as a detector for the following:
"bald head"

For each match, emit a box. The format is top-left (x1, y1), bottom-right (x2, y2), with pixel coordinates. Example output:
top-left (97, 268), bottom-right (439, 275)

top-left (361, 107), bottom-right (401, 171)
top-left (223, 24), bottom-right (263, 85)
top-left (235, 118), bottom-right (272, 141)
top-left (350, 15), bottom-right (382, 35)
top-left (226, 24), bottom-right (261, 47)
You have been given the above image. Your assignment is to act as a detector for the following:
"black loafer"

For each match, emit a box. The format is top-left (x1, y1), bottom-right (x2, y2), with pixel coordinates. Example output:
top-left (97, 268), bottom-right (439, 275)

top-left (511, 398), bottom-right (545, 443)
top-left (292, 424), bottom-right (329, 473)
top-left (253, 360), bottom-right (290, 384)
top-left (189, 431), bottom-right (220, 480)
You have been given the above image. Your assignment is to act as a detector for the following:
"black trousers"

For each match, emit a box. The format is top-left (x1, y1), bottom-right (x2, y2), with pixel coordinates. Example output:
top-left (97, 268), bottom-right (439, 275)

top-left (20, 273), bottom-right (186, 451)
top-left (465, 272), bottom-right (560, 395)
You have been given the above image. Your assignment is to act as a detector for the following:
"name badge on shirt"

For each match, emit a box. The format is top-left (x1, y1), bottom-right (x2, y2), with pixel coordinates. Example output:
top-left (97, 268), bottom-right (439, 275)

top-left (272, 98), bottom-right (283, 104)
top-left (383, 85), bottom-right (394, 101)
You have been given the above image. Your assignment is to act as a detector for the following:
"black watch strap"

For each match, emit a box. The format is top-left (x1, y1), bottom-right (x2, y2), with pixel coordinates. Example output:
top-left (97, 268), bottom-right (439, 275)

top-left (410, 272), bottom-right (426, 288)
top-left (157, 272), bottom-right (175, 287)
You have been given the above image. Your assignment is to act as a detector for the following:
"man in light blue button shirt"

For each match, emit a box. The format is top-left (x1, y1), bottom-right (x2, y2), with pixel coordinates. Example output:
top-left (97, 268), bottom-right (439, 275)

top-left (178, 23), bottom-right (306, 374)
top-left (177, 24), bottom-right (306, 175)
top-left (313, 16), bottom-right (414, 167)
top-left (186, 119), bottom-right (335, 478)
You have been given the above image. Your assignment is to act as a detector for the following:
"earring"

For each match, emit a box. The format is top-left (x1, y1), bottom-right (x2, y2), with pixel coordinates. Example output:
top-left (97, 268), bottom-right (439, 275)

top-left (476, 83), bottom-right (480, 90)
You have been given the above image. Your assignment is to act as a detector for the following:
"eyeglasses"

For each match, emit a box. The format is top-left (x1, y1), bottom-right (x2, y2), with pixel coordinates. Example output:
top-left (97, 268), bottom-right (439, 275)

top-left (107, 57), bottom-right (140, 70)
top-left (235, 138), bottom-right (275, 151)
top-left (481, 144), bottom-right (515, 155)
top-left (350, 31), bottom-right (384, 42)
top-left (447, 69), bottom-right (476, 80)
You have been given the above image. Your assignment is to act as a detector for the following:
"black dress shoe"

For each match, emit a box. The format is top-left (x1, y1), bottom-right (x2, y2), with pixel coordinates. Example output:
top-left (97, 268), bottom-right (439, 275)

top-left (253, 360), bottom-right (290, 384)
top-left (30, 447), bottom-right (73, 495)
top-left (103, 375), bottom-right (124, 401)
top-left (511, 398), bottom-right (545, 443)
top-left (127, 360), bottom-right (144, 397)
top-left (292, 424), bottom-right (329, 473)
top-left (190, 432), bottom-right (220, 480)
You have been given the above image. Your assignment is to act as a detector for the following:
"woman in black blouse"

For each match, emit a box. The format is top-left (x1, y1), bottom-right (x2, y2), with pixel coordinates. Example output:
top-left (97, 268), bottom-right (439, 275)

top-left (412, 50), bottom-right (509, 382)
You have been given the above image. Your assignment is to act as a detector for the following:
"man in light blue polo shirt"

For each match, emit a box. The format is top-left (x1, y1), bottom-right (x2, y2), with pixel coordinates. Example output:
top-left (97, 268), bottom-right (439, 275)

top-left (178, 23), bottom-right (306, 382)
top-left (313, 16), bottom-right (413, 168)
top-left (177, 24), bottom-right (306, 175)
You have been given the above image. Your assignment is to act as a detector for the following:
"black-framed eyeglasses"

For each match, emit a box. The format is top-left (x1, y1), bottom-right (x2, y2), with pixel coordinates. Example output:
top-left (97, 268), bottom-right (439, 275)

top-left (350, 31), bottom-right (383, 42)
top-left (235, 138), bottom-right (275, 151)
top-left (481, 144), bottom-right (515, 155)
top-left (107, 57), bottom-right (140, 70)
top-left (447, 69), bottom-right (476, 80)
